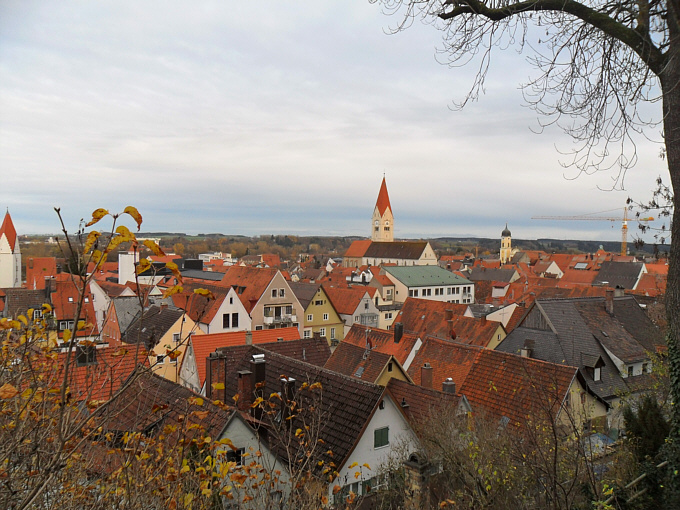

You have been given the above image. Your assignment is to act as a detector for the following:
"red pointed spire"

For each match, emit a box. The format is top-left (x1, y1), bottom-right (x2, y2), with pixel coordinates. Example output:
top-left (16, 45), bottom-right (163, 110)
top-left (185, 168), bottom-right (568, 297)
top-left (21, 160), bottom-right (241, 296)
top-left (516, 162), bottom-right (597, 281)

top-left (0, 211), bottom-right (17, 252)
top-left (375, 178), bottom-right (392, 217)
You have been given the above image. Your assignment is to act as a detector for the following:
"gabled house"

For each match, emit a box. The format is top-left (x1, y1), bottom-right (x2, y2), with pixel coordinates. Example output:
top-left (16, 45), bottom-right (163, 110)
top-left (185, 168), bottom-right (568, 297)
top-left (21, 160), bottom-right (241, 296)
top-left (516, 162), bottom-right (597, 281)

top-left (344, 240), bottom-right (438, 268)
top-left (100, 296), bottom-right (142, 347)
top-left (324, 285), bottom-right (380, 334)
top-left (178, 327), bottom-right (304, 393)
top-left (396, 298), bottom-right (506, 349)
top-left (50, 273), bottom-right (99, 343)
top-left (89, 280), bottom-right (135, 331)
top-left (497, 292), bottom-right (665, 427)
top-left (288, 282), bottom-right (344, 343)
top-left (171, 281), bottom-right (251, 334)
top-left (324, 340), bottom-right (412, 385)
top-left (206, 347), bottom-right (420, 503)
top-left (220, 266), bottom-right (303, 335)
top-left (382, 265), bottom-right (474, 304)
top-left (342, 323), bottom-right (423, 371)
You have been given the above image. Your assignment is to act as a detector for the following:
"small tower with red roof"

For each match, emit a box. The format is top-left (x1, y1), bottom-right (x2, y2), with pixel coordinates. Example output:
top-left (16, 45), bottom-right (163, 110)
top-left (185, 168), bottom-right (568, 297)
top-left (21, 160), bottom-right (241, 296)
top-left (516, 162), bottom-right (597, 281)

top-left (0, 210), bottom-right (21, 288)
top-left (371, 177), bottom-right (394, 242)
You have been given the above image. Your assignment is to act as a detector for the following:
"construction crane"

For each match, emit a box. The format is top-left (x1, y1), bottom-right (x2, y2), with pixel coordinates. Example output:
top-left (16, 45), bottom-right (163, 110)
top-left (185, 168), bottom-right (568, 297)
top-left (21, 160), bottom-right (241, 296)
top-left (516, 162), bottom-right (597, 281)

top-left (531, 208), bottom-right (654, 256)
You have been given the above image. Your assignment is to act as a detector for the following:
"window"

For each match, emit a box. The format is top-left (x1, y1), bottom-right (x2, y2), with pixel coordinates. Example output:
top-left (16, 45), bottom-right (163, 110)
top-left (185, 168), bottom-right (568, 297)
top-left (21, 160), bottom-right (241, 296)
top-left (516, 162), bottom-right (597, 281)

top-left (315, 299), bottom-right (323, 306)
top-left (627, 366), bottom-right (634, 377)
top-left (354, 315), bottom-right (360, 322)
top-left (385, 312), bottom-right (392, 320)
top-left (323, 313), bottom-right (329, 321)
top-left (386, 289), bottom-right (392, 297)
top-left (76, 346), bottom-right (96, 366)
top-left (156, 355), bottom-right (165, 364)
top-left (447, 287), bottom-right (452, 295)
top-left (422, 288), bottom-right (431, 297)
top-left (303, 330), bottom-right (311, 339)
top-left (330, 327), bottom-right (336, 339)
top-left (409, 289), bottom-right (418, 297)
top-left (272, 289), bottom-right (278, 298)
top-left (374, 426), bottom-right (389, 448)
top-left (319, 328), bottom-right (326, 337)
top-left (231, 312), bottom-right (239, 328)
top-left (307, 314), bottom-right (313, 322)
top-left (223, 313), bottom-right (230, 329)
top-left (84, 297), bottom-right (89, 303)
top-left (68, 297), bottom-right (74, 303)
top-left (59, 320), bottom-right (75, 331)
top-left (229, 297), bottom-right (233, 304)
top-left (226, 448), bottom-right (245, 466)
top-left (255, 326), bottom-right (263, 331)
top-left (264, 306), bottom-right (272, 317)
top-left (364, 302), bottom-right (369, 310)
top-left (173, 333), bottom-right (180, 343)
top-left (285, 305), bottom-right (292, 315)
top-left (387, 362), bottom-right (393, 372)
top-left (33, 309), bottom-right (42, 320)
top-left (279, 288), bottom-right (285, 298)
top-left (643, 362), bottom-right (649, 373)
top-left (593, 367), bottom-right (601, 381)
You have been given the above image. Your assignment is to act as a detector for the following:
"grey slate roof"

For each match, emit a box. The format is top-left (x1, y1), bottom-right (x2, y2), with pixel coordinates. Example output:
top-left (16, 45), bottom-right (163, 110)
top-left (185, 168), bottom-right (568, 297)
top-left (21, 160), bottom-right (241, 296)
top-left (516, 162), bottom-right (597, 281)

top-left (179, 269), bottom-right (225, 281)
top-left (468, 267), bottom-right (518, 283)
top-left (288, 282), bottom-right (321, 310)
top-left (497, 296), bottom-right (662, 401)
top-left (112, 296), bottom-right (143, 336)
top-left (122, 305), bottom-right (184, 348)
top-left (592, 261), bottom-right (644, 289)
top-left (0, 288), bottom-right (48, 319)
top-left (364, 241), bottom-right (429, 260)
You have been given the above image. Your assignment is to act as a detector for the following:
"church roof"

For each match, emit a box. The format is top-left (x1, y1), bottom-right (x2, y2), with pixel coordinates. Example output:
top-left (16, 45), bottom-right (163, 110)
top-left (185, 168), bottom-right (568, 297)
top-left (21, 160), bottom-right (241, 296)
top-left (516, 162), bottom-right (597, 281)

top-left (375, 177), bottom-right (392, 216)
top-left (0, 211), bottom-right (18, 251)
top-left (501, 223), bottom-right (511, 237)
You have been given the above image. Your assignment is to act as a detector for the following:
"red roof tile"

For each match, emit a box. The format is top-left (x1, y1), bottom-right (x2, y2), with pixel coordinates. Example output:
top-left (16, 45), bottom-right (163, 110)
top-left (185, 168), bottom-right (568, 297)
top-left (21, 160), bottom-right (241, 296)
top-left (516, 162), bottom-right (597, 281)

top-left (189, 328), bottom-right (300, 386)
top-left (0, 211), bottom-right (18, 252)
top-left (324, 286), bottom-right (372, 315)
top-left (344, 239), bottom-right (372, 258)
top-left (25, 257), bottom-right (58, 290)
top-left (219, 266), bottom-right (278, 313)
top-left (343, 324), bottom-right (420, 366)
top-left (324, 341), bottom-right (396, 383)
top-left (375, 177), bottom-right (392, 216)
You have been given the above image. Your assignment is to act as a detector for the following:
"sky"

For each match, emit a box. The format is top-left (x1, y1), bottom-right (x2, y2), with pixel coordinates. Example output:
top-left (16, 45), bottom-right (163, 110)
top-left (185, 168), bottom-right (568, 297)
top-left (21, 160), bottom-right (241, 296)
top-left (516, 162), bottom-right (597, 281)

top-left (0, 1), bottom-right (670, 243)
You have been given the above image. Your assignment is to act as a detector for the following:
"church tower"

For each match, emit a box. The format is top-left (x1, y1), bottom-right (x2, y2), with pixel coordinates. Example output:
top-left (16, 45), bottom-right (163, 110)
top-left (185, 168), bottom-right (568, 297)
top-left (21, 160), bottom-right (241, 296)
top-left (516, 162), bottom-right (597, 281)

top-left (0, 211), bottom-right (22, 288)
top-left (500, 223), bottom-right (512, 265)
top-left (371, 178), bottom-right (394, 242)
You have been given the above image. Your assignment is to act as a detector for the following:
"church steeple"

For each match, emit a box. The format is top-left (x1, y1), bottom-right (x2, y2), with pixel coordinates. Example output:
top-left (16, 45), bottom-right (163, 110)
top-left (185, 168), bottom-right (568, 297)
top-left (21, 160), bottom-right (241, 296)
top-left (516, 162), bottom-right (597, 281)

top-left (500, 223), bottom-right (512, 265)
top-left (0, 210), bottom-right (22, 287)
top-left (372, 178), bottom-right (394, 242)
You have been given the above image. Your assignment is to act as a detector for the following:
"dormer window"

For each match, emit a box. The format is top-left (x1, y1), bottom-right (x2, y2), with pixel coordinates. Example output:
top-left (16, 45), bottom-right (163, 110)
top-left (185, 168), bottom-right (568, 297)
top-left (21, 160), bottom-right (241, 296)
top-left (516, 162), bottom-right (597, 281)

top-left (594, 367), bottom-right (601, 381)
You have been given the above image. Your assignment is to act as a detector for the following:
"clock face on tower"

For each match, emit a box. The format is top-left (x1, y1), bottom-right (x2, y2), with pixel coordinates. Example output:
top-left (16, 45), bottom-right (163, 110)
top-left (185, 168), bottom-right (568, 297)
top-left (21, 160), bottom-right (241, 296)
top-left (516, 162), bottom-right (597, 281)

top-left (375, 220), bottom-right (379, 226)
top-left (385, 221), bottom-right (389, 226)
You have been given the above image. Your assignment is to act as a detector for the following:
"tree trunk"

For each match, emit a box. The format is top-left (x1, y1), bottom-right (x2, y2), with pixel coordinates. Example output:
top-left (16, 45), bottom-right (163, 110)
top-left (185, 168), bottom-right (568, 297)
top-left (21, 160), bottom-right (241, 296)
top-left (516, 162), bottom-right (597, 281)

top-left (661, 19), bottom-right (680, 504)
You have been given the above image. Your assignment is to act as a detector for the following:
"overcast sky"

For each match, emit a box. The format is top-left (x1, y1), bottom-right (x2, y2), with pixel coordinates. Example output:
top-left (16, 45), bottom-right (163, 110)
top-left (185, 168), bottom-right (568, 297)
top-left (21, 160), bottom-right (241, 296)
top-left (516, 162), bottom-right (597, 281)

top-left (0, 1), bottom-right (669, 244)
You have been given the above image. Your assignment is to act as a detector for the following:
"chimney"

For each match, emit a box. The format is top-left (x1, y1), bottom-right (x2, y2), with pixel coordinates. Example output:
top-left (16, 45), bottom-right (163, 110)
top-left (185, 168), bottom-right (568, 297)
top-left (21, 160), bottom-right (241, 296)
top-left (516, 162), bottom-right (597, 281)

top-left (237, 370), bottom-right (253, 411)
top-left (605, 288), bottom-right (614, 315)
top-left (250, 354), bottom-right (266, 419)
top-left (421, 363), bottom-right (433, 389)
top-left (245, 330), bottom-right (253, 345)
top-left (520, 346), bottom-right (532, 358)
top-left (393, 322), bottom-right (404, 344)
top-left (614, 286), bottom-right (625, 298)
top-left (280, 377), bottom-right (296, 426)
top-left (442, 378), bottom-right (456, 394)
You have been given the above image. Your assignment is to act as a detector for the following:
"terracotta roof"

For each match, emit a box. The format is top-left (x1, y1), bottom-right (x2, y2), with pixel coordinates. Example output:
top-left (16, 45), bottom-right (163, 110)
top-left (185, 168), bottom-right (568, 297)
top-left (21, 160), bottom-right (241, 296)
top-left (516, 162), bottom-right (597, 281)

top-left (171, 282), bottom-right (229, 325)
top-left (55, 343), bottom-right (150, 402)
top-left (396, 298), bottom-right (501, 347)
top-left (94, 280), bottom-right (132, 298)
top-left (324, 286), bottom-right (371, 315)
top-left (458, 349), bottom-right (577, 427)
top-left (375, 177), bottom-right (392, 216)
top-left (189, 328), bottom-right (302, 386)
top-left (50, 274), bottom-right (99, 336)
top-left (342, 324), bottom-right (421, 366)
top-left (324, 341), bottom-right (395, 383)
top-left (385, 378), bottom-right (462, 427)
top-left (407, 337), bottom-right (481, 390)
top-left (634, 272), bottom-right (666, 296)
top-left (0, 211), bottom-right (18, 252)
top-left (344, 239), bottom-right (372, 258)
top-left (219, 265), bottom-right (278, 313)
top-left (26, 257), bottom-right (58, 290)
top-left (261, 253), bottom-right (282, 268)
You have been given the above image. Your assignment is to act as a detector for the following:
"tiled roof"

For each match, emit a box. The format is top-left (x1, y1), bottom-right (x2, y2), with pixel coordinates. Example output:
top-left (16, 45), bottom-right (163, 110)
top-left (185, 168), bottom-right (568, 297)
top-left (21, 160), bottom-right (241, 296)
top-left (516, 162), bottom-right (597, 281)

top-left (208, 346), bottom-right (385, 469)
top-left (324, 341), bottom-right (394, 383)
top-left (0, 288), bottom-right (47, 318)
top-left (122, 305), bottom-right (184, 348)
top-left (189, 328), bottom-right (302, 386)
top-left (593, 261), bottom-right (644, 289)
top-left (634, 272), bottom-right (667, 297)
top-left (0, 211), bottom-right (18, 251)
top-left (385, 378), bottom-right (462, 427)
top-left (468, 267), bottom-right (517, 282)
top-left (342, 324), bottom-right (420, 366)
top-left (396, 298), bottom-right (501, 347)
top-left (344, 239), bottom-right (372, 258)
top-left (364, 241), bottom-right (429, 260)
top-left (288, 282), bottom-right (321, 310)
top-left (55, 343), bottom-right (149, 402)
top-left (50, 274), bottom-right (99, 336)
top-left (94, 280), bottom-right (132, 298)
top-left (219, 266), bottom-right (278, 313)
top-left (171, 281), bottom-right (229, 324)
top-left (407, 337), bottom-right (481, 390)
top-left (382, 265), bottom-right (471, 287)
top-left (25, 257), bottom-right (58, 290)
top-left (324, 286), bottom-right (371, 315)
top-left (375, 177), bottom-right (392, 216)
top-left (97, 366), bottom-right (231, 441)
top-left (458, 349), bottom-right (577, 427)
